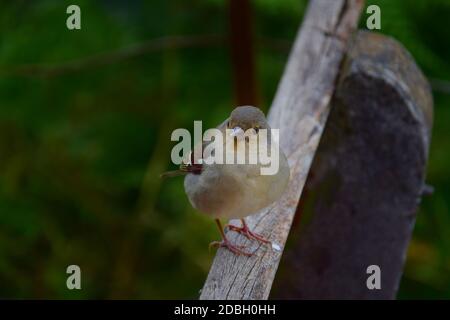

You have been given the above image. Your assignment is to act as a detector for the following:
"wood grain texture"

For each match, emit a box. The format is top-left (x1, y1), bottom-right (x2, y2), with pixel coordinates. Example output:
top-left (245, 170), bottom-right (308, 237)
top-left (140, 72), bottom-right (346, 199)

top-left (272, 31), bottom-right (433, 299)
top-left (200, 0), bottom-right (364, 300)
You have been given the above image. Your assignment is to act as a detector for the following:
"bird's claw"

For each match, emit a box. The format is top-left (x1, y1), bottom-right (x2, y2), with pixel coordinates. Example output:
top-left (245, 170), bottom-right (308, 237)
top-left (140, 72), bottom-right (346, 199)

top-left (226, 224), bottom-right (271, 245)
top-left (209, 240), bottom-right (253, 256)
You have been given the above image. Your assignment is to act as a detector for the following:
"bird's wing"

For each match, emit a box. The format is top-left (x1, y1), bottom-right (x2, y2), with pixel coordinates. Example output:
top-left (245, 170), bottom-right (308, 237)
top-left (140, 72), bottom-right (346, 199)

top-left (161, 117), bottom-right (230, 178)
top-left (180, 118), bottom-right (230, 172)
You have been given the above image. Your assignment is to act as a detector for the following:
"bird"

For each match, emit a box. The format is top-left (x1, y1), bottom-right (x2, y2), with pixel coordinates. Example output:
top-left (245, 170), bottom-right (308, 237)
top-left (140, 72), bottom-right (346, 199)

top-left (161, 106), bottom-right (290, 256)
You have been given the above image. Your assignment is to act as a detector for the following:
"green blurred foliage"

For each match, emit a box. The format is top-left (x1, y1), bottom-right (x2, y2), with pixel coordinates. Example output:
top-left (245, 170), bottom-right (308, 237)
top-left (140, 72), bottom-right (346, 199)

top-left (0, 0), bottom-right (449, 298)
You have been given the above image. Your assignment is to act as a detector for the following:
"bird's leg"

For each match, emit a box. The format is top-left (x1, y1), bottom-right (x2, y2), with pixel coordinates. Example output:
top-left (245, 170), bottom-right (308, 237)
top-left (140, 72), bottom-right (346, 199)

top-left (209, 219), bottom-right (253, 256)
top-left (226, 218), bottom-right (271, 245)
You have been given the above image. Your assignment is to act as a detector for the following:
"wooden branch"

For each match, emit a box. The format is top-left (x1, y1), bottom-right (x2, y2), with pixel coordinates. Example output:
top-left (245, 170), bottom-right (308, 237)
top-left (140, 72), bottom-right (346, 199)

top-left (429, 78), bottom-right (450, 95)
top-left (0, 35), bottom-right (288, 79)
top-left (200, 0), bottom-right (364, 300)
top-left (272, 30), bottom-right (433, 299)
top-left (0, 35), bottom-right (225, 78)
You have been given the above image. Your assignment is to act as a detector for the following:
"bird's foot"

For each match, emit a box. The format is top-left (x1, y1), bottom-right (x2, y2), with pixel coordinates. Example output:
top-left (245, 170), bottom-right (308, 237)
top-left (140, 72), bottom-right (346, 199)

top-left (209, 239), bottom-right (253, 256)
top-left (226, 223), bottom-right (271, 245)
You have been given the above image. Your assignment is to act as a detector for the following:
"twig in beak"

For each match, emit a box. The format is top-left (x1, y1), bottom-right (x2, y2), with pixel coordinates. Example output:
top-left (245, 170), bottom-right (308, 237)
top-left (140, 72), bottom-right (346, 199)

top-left (230, 126), bottom-right (244, 137)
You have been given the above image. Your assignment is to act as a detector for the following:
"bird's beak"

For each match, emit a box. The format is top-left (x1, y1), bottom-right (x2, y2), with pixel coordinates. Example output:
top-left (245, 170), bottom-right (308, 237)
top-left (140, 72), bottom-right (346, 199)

top-left (230, 126), bottom-right (244, 137)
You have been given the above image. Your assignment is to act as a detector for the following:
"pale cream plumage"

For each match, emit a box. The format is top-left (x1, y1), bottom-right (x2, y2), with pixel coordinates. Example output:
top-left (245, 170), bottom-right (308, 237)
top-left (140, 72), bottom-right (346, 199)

top-left (163, 106), bottom-right (290, 255)
top-left (184, 107), bottom-right (290, 219)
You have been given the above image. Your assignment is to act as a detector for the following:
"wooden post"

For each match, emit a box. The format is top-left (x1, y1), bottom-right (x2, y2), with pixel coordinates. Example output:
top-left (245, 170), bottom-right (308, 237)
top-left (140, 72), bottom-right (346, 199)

top-left (272, 31), bottom-right (433, 299)
top-left (200, 0), bottom-right (364, 300)
top-left (228, 0), bottom-right (259, 106)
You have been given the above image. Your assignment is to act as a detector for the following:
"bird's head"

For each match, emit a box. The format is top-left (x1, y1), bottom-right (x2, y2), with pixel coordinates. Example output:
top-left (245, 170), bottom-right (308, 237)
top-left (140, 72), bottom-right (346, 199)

top-left (227, 106), bottom-right (269, 136)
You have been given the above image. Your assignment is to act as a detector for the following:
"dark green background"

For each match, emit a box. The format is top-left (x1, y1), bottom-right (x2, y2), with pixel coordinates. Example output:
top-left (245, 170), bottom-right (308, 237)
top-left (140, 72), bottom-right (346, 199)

top-left (0, 0), bottom-right (449, 299)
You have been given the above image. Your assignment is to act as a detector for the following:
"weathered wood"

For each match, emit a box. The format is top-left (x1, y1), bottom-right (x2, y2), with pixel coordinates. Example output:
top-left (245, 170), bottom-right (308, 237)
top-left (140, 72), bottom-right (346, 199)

top-left (272, 31), bottom-right (433, 299)
top-left (200, 0), bottom-right (364, 300)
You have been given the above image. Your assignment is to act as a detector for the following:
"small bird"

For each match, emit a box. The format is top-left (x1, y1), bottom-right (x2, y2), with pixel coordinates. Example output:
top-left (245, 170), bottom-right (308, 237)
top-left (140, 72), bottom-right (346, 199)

top-left (162, 106), bottom-right (290, 256)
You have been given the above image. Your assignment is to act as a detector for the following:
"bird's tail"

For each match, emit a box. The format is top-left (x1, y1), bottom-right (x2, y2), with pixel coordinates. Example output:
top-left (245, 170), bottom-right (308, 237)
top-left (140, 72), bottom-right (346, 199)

top-left (159, 170), bottom-right (188, 179)
top-left (160, 162), bottom-right (202, 178)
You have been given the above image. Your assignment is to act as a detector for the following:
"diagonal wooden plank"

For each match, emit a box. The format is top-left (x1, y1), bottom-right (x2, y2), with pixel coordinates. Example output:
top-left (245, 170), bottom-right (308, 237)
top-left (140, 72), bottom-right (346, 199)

top-left (200, 0), bottom-right (364, 300)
